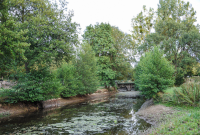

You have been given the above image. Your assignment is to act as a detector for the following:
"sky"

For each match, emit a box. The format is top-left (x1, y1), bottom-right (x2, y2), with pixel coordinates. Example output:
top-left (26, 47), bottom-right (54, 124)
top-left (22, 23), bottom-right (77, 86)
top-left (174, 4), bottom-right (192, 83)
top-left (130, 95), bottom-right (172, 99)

top-left (66, 0), bottom-right (200, 36)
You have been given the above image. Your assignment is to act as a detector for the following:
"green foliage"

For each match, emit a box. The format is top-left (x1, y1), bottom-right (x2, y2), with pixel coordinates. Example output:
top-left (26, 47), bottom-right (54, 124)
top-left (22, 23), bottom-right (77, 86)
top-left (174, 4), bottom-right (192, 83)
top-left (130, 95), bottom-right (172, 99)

top-left (135, 46), bottom-right (175, 99)
top-left (0, 0), bottom-right (81, 102)
top-left (150, 108), bottom-right (200, 135)
top-left (160, 87), bottom-right (180, 103)
top-left (0, 88), bottom-right (18, 103)
top-left (75, 42), bottom-right (99, 94)
top-left (56, 63), bottom-right (80, 97)
top-left (0, 0), bottom-right (29, 76)
top-left (111, 26), bottom-right (135, 80)
top-left (131, 5), bottom-right (154, 48)
top-left (133, 0), bottom-right (200, 86)
top-left (83, 23), bottom-right (134, 87)
top-left (83, 23), bottom-right (117, 87)
top-left (192, 63), bottom-right (200, 76)
top-left (163, 82), bottom-right (200, 107)
top-left (1, 0), bottom-right (79, 74)
top-left (175, 83), bottom-right (200, 106)
top-left (13, 67), bottom-right (62, 102)
top-left (57, 43), bottom-right (99, 97)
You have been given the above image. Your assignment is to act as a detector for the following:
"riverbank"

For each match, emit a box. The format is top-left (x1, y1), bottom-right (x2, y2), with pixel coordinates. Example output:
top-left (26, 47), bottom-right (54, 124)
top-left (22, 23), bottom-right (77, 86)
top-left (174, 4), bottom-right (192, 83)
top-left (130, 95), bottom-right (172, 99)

top-left (0, 91), bottom-right (151, 134)
top-left (137, 103), bottom-right (175, 126)
top-left (137, 102), bottom-right (200, 135)
top-left (0, 89), bottom-right (117, 120)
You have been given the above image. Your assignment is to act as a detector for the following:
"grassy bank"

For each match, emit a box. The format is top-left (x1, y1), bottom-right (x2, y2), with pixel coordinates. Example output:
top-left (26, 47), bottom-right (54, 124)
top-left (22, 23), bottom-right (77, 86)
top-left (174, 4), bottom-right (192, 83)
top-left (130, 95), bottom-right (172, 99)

top-left (143, 78), bottom-right (200, 135)
top-left (147, 105), bottom-right (200, 135)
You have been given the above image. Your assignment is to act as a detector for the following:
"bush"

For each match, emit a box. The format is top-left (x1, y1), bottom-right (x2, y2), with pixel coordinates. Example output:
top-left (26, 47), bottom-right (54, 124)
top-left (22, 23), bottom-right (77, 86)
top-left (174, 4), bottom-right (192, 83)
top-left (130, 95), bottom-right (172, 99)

top-left (56, 63), bottom-right (81, 97)
top-left (172, 82), bottom-right (200, 106)
top-left (134, 46), bottom-right (175, 99)
top-left (13, 67), bottom-right (62, 102)
top-left (57, 43), bottom-right (99, 97)
top-left (0, 88), bottom-right (17, 103)
top-left (75, 42), bottom-right (99, 95)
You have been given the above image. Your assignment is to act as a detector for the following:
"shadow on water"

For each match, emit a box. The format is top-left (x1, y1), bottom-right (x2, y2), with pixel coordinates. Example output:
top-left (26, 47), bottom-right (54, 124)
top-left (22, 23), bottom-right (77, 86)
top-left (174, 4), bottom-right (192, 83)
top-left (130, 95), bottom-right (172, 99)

top-left (0, 93), bottom-right (151, 135)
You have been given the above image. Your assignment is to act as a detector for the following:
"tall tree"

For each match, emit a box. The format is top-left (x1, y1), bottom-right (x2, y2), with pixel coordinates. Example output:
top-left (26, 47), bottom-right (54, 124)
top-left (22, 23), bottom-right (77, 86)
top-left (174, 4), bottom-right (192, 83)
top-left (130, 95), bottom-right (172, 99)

top-left (75, 42), bottom-right (99, 94)
top-left (131, 5), bottom-right (155, 49)
top-left (134, 0), bottom-right (200, 85)
top-left (9, 0), bottom-right (79, 73)
top-left (83, 23), bottom-right (117, 87)
top-left (0, 0), bottom-right (29, 76)
top-left (111, 26), bottom-right (134, 80)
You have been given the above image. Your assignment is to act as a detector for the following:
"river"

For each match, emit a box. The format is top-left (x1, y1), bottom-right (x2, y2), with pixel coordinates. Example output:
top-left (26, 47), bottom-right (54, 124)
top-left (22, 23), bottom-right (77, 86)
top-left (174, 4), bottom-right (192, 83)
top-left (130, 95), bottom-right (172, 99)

top-left (0, 92), bottom-right (151, 135)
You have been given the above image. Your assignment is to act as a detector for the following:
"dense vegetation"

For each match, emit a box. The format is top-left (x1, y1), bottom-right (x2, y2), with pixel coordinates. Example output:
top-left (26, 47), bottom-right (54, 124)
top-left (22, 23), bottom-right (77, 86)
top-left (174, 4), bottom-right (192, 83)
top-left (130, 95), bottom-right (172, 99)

top-left (0, 0), bottom-right (134, 103)
top-left (83, 23), bottom-right (134, 88)
top-left (0, 0), bottom-right (200, 134)
top-left (0, 0), bottom-right (200, 105)
top-left (134, 46), bottom-right (175, 99)
top-left (132, 0), bottom-right (200, 133)
top-left (132, 0), bottom-right (200, 86)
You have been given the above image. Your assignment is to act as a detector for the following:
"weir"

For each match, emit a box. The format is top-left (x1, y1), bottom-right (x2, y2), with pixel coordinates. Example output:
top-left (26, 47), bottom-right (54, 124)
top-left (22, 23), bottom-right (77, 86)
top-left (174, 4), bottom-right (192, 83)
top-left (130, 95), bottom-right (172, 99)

top-left (116, 81), bottom-right (135, 91)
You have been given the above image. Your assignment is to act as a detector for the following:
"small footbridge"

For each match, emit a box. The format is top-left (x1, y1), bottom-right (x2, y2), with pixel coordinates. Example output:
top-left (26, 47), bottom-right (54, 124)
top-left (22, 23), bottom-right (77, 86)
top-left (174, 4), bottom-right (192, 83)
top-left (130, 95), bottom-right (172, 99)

top-left (115, 80), bottom-right (134, 91)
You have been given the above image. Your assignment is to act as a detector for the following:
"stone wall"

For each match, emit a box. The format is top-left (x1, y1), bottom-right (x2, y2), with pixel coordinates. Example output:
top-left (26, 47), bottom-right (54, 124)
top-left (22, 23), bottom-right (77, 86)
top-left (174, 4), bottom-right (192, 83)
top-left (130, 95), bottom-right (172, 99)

top-left (40, 98), bottom-right (60, 109)
top-left (0, 81), bottom-right (16, 89)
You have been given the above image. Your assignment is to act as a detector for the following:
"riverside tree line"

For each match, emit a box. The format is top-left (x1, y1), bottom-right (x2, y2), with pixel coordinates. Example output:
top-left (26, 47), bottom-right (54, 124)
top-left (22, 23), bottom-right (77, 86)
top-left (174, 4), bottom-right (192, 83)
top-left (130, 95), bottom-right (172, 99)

top-left (0, 0), bottom-right (200, 103)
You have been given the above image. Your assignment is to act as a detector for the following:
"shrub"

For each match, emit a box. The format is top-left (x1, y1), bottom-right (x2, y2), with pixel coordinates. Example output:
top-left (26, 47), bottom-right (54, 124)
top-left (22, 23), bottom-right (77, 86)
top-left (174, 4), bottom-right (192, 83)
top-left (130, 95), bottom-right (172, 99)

top-left (13, 67), bottom-right (62, 102)
top-left (56, 63), bottom-right (81, 97)
top-left (0, 88), bottom-right (17, 103)
top-left (173, 82), bottom-right (200, 106)
top-left (134, 46), bottom-right (175, 99)
top-left (75, 42), bottom-right (99, 95)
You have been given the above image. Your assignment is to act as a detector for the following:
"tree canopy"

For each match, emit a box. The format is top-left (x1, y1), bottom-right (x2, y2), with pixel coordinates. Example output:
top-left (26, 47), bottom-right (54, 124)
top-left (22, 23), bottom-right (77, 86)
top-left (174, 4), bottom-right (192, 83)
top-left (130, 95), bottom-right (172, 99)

top-left (83, 23), bottom-right (134, 87)
top-left (0, 0), bottom-right (79, 76)
top-left (135, 46), bottom-right (175, 99)
top-left (132, 0), bottom-right (200, 85)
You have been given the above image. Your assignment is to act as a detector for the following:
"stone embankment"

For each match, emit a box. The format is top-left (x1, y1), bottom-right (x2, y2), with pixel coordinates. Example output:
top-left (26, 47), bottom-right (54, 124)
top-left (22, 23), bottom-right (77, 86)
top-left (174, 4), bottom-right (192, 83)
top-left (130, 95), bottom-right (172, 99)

top-left (0, 89), bottom-right (116, 120)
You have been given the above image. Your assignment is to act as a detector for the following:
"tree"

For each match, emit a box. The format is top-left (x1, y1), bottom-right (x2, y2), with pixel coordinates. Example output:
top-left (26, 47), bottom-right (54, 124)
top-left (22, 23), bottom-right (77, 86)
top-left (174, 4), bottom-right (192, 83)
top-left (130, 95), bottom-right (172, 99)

top-left (134, 46), bottom-right (175, 99)
top-left (9, 0), bottom-right (79, 73)
top-left (192, 63), bottom-right (200, 76)
top-left (75, 42), bottom-right (99, 94)
top-left (56, 43), bottom-right (99, 97)
top-left (0, 0), bottom-right (29, 77)
top-left (57, 62), bottom-right (80, 97)
top-left (131, 5), bottom-right (154, 49)
top-left (134, 0), bottom-right (200, 85)
top-left (83, 23), bottom-right (117, 88)
top-left (111, 26), bottom-right (134, 80)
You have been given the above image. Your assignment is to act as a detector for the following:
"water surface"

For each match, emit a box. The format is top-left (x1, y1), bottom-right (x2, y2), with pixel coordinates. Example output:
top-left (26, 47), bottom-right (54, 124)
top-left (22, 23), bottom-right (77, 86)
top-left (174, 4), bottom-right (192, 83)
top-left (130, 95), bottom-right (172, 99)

top-left (0, 94), bottom-right (151, 135)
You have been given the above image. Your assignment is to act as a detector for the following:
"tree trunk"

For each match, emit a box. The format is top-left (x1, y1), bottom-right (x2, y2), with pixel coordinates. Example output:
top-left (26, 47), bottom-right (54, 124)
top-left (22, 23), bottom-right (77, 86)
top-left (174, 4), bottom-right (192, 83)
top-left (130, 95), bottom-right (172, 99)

top-left (25, 62), bottom-right (30, 73)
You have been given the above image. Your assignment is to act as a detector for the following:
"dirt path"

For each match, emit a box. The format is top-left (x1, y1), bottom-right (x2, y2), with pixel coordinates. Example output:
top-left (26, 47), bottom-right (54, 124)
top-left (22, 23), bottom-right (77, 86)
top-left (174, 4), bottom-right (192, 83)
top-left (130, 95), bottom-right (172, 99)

top-left (0, 89), bottom-right (116, 120)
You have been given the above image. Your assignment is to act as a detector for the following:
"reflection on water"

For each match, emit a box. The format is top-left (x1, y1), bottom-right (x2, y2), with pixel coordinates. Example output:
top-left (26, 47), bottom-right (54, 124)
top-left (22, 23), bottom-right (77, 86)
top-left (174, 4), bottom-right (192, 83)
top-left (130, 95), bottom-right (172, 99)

top-left (0, 95), bottom-right (151, 135)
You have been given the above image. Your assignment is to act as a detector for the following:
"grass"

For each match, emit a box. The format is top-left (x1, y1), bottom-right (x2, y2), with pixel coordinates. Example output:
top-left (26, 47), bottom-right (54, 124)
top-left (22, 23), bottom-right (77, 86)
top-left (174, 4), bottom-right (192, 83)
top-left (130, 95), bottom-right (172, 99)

top-left (163, 87), bottom-right (181, 95)
top-left (143, 80), bottom-right (200, 135)
top-left (147, 107), bottom-right (200, 135)
top-left (189, 76), bottom-right (200, 82)
top-left (159, 87), bottom-right (180, 104)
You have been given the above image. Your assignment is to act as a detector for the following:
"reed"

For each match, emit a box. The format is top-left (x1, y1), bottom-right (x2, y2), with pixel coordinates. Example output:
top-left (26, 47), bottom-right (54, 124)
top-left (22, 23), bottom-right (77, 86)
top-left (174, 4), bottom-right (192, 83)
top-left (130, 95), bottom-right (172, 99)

top-left (173, 82), bottom-right (200, 106)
